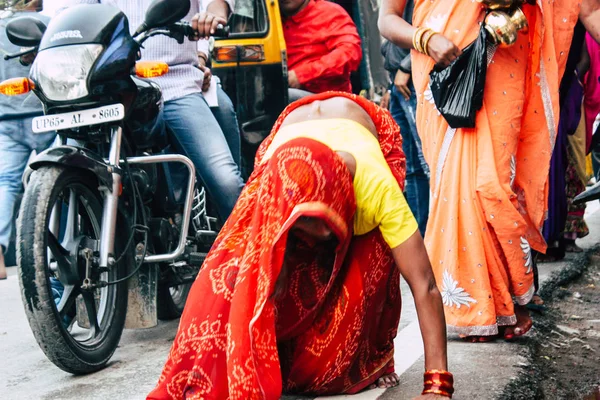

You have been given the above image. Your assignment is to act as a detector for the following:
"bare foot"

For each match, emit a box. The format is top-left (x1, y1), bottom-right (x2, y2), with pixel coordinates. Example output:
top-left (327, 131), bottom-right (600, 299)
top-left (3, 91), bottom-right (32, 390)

top-left (369, 373), bottom-right (400, 389)
top-left (0, 251), bottom-right (7, 280)
top-left (503, 305), bottom-right (532, 340)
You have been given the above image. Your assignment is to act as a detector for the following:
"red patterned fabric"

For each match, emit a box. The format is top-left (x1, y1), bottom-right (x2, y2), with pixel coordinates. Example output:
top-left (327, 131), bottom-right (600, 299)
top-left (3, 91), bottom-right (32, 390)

top-left (148, 92), bottom-right (405, 399)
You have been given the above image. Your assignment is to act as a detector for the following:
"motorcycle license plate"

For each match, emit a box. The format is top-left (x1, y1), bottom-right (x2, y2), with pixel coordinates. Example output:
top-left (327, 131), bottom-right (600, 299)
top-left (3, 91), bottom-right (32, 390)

top-left (32, 103), bottom-right (125, 133)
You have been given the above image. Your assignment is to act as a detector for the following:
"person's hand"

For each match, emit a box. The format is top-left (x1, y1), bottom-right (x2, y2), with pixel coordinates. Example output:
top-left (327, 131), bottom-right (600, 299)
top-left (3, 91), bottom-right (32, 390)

top-left (191, 11), bottom-right (227, 40)
top-left (412, 394), bottom-right (451, 400)
top-left (380, 91), bottom-right (391, 110)
top-left (288, 70), bottom-right (302, 89)
top-left (426, 33), bottom-right (461, 68)
top-left (198, 64), bottom-right (212, 92)
top-left (394, 69), bottom-right (412, 101)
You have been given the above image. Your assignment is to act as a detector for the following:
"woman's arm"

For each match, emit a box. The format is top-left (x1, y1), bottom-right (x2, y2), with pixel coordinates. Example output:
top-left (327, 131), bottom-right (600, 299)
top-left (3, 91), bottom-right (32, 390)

top-left (580, 0), bottom-right (600, 45)
top-left (378, 0), bottom-right (461, 68)
top-left (390, 231), bottom-right (448, 372)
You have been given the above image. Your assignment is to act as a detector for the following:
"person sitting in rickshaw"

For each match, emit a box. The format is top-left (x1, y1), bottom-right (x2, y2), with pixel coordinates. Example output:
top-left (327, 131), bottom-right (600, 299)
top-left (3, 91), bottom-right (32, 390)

top-left (280, 0), bottom-right (362, 102)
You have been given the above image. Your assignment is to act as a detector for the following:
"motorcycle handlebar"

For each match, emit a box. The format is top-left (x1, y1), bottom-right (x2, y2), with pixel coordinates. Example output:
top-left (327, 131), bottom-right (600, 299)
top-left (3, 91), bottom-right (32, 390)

top-left (172, 22), bottom-right (230, 40)
top-left (137, 22), bottom-right (230, 46)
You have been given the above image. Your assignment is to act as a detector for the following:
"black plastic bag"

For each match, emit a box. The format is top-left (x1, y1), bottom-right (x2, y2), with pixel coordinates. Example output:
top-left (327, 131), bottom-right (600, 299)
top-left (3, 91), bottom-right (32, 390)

top-left (429, 24), bottom-right (488, 129)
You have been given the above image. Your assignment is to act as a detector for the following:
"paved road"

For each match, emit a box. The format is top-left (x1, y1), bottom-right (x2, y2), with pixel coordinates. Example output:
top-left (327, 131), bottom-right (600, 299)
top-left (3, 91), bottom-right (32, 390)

top-left (2, 203), bottom-right (599, 400)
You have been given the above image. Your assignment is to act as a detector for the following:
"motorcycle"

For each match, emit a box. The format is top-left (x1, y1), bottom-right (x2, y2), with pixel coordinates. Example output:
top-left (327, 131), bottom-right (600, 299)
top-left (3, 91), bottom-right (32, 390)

top-left (0, 0), bottom-right (228, 374)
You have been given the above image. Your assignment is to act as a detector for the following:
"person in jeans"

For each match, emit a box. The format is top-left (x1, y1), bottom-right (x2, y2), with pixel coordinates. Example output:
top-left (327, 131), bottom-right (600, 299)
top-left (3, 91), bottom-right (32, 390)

top-left (57, 0), bottom-right (245, 222)
top-left (380, 0), bottom-right (430, 236)
top-left (0, 0), bottom-right (55, 280)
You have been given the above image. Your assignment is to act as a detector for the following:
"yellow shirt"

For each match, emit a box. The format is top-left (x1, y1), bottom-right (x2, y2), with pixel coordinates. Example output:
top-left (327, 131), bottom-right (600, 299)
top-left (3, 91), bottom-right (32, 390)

top-left (262, 118), bottom-right (418, 248)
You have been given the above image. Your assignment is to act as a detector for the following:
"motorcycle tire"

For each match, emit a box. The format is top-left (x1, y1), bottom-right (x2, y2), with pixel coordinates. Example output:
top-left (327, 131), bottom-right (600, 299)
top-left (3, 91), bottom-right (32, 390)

top-left (157, 282), bottom-right (191, 320)
top-left (17, 166), bottom-right (128, 375)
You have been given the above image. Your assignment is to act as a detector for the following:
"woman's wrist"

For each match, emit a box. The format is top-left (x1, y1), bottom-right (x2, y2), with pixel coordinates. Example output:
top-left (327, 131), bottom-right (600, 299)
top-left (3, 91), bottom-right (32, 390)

top-left (422, 369), bottom-right (454, 398)
top-left (412, 27), bottom-right (437, 55)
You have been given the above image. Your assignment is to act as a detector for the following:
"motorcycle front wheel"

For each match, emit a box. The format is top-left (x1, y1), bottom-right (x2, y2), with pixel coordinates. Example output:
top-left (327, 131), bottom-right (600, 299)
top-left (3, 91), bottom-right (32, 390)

top-left (17, 166), bottom-right (128, 374)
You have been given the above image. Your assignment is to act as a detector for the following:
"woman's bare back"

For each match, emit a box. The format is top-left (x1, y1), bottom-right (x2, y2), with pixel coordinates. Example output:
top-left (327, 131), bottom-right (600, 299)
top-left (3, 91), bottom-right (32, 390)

top-left (280, 97), bottom-right (379, 139)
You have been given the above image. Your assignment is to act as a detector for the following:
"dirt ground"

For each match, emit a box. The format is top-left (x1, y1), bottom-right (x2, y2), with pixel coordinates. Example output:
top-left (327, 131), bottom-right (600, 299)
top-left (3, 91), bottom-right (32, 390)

top-left (501, 254), bottom-right (600, 400)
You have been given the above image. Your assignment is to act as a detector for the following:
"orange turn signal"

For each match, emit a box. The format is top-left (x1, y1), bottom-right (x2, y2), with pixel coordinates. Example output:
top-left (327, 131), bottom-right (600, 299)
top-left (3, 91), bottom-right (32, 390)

top-left (135, 61), bottom-right (169, 78)
top-left (213, 45), bottom-right (265, 63)
top-left (0, 77), bottom-right (33, 96)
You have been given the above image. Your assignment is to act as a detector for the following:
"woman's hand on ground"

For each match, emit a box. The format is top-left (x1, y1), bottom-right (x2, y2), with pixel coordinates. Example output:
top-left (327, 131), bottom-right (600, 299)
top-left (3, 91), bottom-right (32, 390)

top-left (426, 34), bottom-right (461, 68)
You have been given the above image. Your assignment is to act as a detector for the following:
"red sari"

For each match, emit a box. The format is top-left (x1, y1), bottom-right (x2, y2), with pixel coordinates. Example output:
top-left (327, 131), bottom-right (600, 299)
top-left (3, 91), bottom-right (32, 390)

top-left (148, 92), bottom-right (406, 399)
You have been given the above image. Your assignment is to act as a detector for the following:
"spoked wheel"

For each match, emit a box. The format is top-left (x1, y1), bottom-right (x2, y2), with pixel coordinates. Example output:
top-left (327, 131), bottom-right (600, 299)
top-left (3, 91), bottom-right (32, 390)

top-left (17, 166), bottom-right (127, 374)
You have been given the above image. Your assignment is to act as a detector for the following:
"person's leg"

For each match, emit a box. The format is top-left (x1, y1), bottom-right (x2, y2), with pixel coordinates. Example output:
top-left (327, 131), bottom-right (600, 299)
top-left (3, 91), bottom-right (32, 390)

top-left (390, 85), bottom-right (430, 236)
top-left (163, 93), bottom-right (245, 221)
top-left (0, 120), bottom-right (35, 279)
top-left (288, 88), bottom-right (314, 104)
top-left (210, 83), bottom-right (241, 168)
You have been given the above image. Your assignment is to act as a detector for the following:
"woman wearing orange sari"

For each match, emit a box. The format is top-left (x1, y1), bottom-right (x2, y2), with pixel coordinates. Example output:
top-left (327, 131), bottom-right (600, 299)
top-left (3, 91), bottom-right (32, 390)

top-left (380, 0), bottom-right (600, 340)
top-left (147, 92), bottom-right (452, 399)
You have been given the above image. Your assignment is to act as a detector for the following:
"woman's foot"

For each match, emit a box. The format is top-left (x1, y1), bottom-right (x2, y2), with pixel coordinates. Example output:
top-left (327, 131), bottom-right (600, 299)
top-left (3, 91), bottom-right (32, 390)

top-left (0, 251), bottom-right (7, 280)
top-left (503, 305), bottom-right (533, 340)
top-left (369, 373), bottom-right (400, 389)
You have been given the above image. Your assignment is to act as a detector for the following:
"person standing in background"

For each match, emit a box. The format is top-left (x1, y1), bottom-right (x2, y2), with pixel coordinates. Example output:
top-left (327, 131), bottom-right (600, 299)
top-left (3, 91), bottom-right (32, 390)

top-left (56, 0), bottom-right (245, 222)
top-left (0, 0), bottom-right (55, 280)
top-left (379, 0), bottom-right (600, 342)
top-left (280, 0), bottom-right (362, 102)
top-left (380, 0), bottom-right (430, 236)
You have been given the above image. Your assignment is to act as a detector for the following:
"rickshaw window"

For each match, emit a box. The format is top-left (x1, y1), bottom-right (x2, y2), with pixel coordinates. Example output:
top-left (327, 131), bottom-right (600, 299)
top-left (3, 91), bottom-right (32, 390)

top-left (228, 0), bottom-right (269, 38)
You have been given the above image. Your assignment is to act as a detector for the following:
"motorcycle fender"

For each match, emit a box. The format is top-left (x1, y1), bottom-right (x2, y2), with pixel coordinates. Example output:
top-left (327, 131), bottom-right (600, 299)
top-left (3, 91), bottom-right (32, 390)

top-left (28, 146), bottom-right (113, 188)
top-left (124, 263), bottom-right (158, 329)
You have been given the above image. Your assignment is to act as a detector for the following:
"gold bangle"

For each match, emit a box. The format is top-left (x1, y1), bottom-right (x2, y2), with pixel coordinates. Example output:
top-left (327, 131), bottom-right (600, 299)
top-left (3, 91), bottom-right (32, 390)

top-left (422, 30), bottom-right (437, 56)
top-left (417, 27), bottom-right (433, 54)
top-left (414, 27), bottom-right (428, 53)
top-left (412, 27), bottom-right (423, 53)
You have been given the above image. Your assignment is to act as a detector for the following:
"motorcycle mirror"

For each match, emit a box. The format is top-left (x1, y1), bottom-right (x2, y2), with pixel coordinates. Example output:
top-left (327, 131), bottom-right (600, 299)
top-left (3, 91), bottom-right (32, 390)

top-left (5, 16), bottom-right (47, 48)
top-left (136, 0), bottom-right (191, 34)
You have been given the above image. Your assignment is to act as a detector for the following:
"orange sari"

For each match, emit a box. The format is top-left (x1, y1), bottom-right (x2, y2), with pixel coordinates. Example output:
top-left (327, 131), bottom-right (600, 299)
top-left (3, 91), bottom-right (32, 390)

top-left (411, 1), bottom-right (581, 336)
top-left (148, 92), bottom-right (406, 399)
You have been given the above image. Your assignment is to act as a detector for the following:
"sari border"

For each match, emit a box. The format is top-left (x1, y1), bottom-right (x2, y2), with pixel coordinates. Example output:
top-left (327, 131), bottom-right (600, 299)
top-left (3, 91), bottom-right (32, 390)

top-left (448, 323), bottom-right (499, 337)
top-left (514, 283), bottom-right (536, 306)
top-left (497, 315), bottom-right (518, 326)
top-left (540, 59), bottom-right (557, 146)
top-left (434, 127), bottom-right (457, 193)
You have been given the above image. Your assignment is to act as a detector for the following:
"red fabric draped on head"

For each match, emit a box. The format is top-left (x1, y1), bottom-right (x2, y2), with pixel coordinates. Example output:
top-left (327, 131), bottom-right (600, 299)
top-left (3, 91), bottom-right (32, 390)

top-left (149, 138), bottom-right (356, 400)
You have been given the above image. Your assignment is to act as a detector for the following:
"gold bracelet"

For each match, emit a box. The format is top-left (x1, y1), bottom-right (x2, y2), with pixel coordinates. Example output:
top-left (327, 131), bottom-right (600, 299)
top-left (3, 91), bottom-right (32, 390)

top-left (422, 30), bottom-right (437, 56)
top-left (414, 27), bottom-right (429, 54)
top-left (412, 27), bottom-right (424, 53)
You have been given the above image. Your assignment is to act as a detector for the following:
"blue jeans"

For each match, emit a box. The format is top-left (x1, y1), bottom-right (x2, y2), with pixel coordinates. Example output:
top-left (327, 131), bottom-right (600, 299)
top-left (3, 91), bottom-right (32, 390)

top-left (390, 84), bottom-right (430, 236)
top-left (212, 84), bottom-right (241, 168)
top-left (163, 91), bottom-right (244, 221)
top-left (0, 118), bottom-right (55, 252)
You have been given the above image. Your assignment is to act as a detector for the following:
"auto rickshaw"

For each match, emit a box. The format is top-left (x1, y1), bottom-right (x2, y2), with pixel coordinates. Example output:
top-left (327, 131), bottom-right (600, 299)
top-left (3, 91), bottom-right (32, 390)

top-left (211, 0), bottom-right (389, 174)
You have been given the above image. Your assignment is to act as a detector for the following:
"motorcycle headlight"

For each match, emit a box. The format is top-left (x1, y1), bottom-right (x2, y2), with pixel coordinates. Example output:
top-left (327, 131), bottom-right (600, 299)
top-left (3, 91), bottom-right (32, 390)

top-left (31, 44), bottom-right (103, 102)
